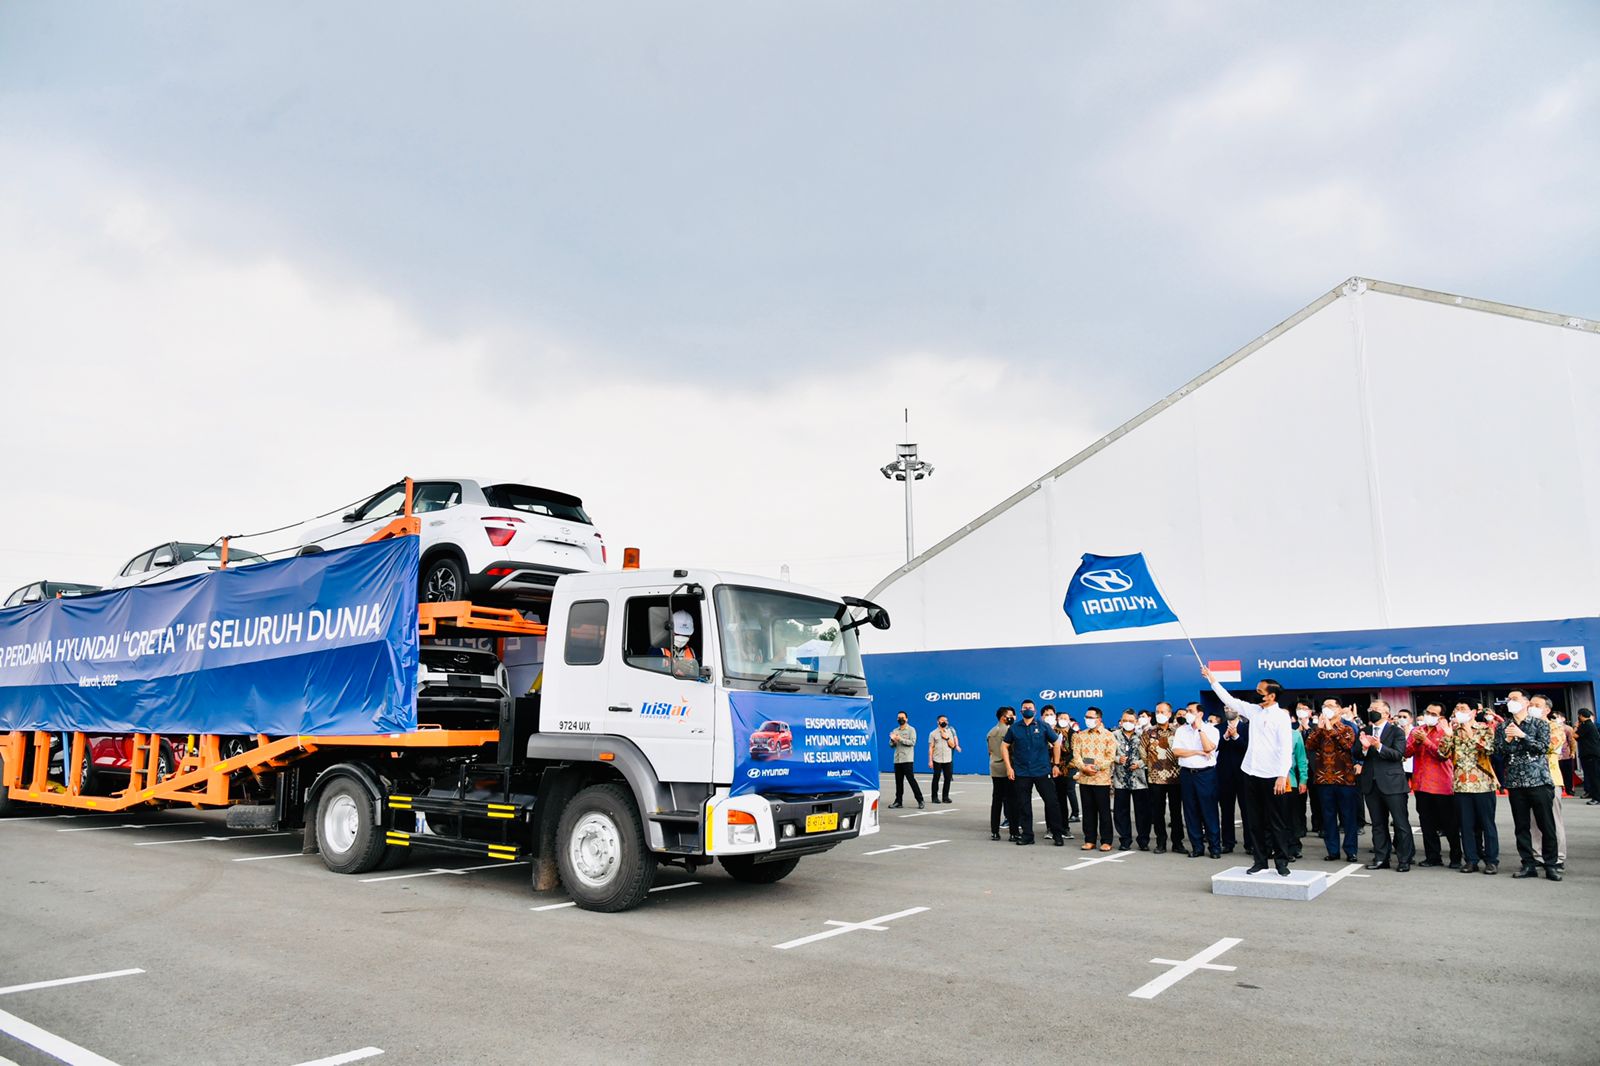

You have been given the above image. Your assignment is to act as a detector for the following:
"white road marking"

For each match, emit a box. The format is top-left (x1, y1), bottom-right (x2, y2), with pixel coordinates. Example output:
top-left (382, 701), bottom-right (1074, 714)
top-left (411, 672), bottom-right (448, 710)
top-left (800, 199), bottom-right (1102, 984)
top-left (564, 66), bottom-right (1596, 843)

top-left (1063, 850), bottom-right (1134, 871)
top-left (57, 821), bottom-right (205, 833)
top-left (132, 832), bottom-right (294, 847)
top-left (290, 1048), bottom-right (384, 1066)
top-left (232, 853), bottom-right (307, 863)
top-left (1129, 937), bottom-right (1243, 1000)
top-left (1323, 863), bottom-right (1372, 887)
top-left (0, 1006), bottom-right (123, 1066)
top-left (862, 839), bottom-right (950, 857)
top-left (773, 906), bottom-right (929, 950)
top-left (359, 861), bottom-right (529, 883)
top-left (530, 881), bottom-right (698, 912)
top-left (898, 808), bottom-right (957, 818)
top-left (0, 969), bottom-right (144, 998)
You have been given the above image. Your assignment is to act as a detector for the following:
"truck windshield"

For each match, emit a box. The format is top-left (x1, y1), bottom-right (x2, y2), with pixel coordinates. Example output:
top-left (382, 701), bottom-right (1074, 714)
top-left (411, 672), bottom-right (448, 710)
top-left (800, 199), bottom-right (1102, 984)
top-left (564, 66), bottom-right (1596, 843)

top-left (714, 585), bottom-right (865, 690)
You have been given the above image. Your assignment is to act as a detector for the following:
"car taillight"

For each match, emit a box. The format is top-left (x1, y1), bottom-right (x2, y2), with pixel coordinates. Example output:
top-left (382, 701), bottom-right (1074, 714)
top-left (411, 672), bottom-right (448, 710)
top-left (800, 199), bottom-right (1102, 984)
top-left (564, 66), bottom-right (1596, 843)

top-left (485, 528), bottom-right (515, 547)
top-left (486, 567), bottom-right (513, 577)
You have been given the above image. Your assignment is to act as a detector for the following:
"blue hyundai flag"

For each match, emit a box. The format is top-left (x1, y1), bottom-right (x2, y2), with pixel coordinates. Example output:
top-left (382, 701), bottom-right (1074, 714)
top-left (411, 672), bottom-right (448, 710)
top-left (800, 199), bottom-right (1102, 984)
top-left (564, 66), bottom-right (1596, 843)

top-left (1063, 552), bottom-right (1179, 635)
top-left (0, 538), bottom-right (419, 736)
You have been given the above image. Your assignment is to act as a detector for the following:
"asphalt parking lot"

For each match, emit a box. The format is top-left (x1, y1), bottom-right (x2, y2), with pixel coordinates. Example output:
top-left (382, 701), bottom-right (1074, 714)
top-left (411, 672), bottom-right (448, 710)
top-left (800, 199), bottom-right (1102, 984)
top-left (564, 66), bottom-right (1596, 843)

top-left (3, 773), bottom-right (1596, 1066)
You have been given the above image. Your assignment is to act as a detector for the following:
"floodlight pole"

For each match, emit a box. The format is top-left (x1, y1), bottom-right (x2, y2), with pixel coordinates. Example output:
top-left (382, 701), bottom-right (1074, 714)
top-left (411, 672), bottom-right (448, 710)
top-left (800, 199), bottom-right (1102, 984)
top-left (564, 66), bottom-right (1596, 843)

top-left (880, 409), bottom-right (933, 564)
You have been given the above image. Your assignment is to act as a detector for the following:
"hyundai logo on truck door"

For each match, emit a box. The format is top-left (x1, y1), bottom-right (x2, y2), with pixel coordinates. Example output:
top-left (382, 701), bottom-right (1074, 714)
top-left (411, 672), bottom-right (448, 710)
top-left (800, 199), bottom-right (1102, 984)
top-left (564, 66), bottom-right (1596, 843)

top-left (639, 700), bottom-right (689, 718)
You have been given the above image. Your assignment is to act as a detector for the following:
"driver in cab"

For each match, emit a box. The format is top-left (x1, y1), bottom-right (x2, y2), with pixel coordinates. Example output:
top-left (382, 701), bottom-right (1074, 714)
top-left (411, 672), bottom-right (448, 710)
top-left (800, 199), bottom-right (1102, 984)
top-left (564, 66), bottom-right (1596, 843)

top-left (659, 609), bottom-right (700, 679)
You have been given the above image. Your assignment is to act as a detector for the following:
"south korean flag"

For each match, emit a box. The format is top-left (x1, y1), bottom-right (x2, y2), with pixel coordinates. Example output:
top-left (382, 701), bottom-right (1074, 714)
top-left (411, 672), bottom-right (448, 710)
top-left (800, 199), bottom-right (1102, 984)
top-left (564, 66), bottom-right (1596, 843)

top-left (1541, 646), bottom-right (1587, 673)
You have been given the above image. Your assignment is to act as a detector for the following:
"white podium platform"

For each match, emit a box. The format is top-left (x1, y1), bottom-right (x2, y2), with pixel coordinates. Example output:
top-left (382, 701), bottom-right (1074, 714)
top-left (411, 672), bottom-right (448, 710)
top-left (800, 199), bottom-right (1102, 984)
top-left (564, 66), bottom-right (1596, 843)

top-left (1211, 865), bottom-right (1329, 901)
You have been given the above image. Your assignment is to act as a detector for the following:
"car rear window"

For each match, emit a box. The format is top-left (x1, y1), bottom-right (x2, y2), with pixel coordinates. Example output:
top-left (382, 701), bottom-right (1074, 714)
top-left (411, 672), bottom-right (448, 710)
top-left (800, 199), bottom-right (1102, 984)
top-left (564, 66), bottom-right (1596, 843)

top-left (482, 484), bottom-right (591, 524)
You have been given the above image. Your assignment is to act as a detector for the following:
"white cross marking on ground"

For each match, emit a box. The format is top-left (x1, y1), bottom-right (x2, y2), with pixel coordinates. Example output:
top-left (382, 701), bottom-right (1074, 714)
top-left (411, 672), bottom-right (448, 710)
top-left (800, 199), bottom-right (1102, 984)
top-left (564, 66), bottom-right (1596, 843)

top-left (1323, 863), bottom-right (1371, 886)
top-left (773, 906), bottom-right (929, 950)
top-left (133, 832), bottom-right (294, 847)
top-left (1062, 850), bottom-right (1134, 871)
top-left (359, 861), bottom-right (529, 883)
top-left (0, 968), bottom-right (143, 1066)
top-left (862, 839), bottom-right (949, 856)
top-left (1129, 937), bottom-right (1243, 999)
top-left (898, 808), bottom-right (957, 818)
top-left (530, 881), bottom-right (699, 912)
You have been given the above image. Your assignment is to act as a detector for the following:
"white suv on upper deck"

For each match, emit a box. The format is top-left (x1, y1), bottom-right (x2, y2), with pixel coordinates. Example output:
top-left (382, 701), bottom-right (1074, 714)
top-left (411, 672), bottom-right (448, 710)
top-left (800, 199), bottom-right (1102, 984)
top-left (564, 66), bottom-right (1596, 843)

top-left (298, 477), bottom-right (607, 606)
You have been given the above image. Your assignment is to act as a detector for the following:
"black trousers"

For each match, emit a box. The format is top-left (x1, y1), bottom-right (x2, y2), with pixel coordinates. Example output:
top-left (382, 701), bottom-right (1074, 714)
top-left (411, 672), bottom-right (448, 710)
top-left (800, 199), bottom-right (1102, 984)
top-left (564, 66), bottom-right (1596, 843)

top-left (1455, 791), bottom-right (1498, 865)
top-left (1414, 790), bottom-right (1461, 864)
top-left (1287, 787), bottom-right (1307, 845)
top-left (1079, 783), bottom-right (1113, 845)
top-left (1148, 780), bottom-right (1185, 848)
top-left (1011, 775), bottom-right (1063, 841)
top-left (1308, 781), bottom-right (1323, 831)
top-left (989, 775), bottom-right (1015, 836)
top-left (1364, 788), bottom-right (1415, 864)
top-left (1509, 784), bottom-right (1559, 870)
top-left (931, 762), bottom-right (953, 801)
top-left (1218, 766), bottom-right (1250, 849)
top-left (1055, 774), bottom-right (1078, 821)
top-left (893, 763), bottom-right (923, 804)
top-left (1241, 774), bottom-right (1293, 866)
top-left (1113, 788), bottom-right (1153, 848)
top-left (1583, 755), bottom-right (1600, 800)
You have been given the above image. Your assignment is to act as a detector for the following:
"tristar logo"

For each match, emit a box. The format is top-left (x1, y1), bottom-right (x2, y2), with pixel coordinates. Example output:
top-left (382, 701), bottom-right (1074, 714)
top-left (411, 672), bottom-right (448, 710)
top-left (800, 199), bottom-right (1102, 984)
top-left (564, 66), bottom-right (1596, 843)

top-left (1079, 569), bottom-right (1134, 594)
top-left (924, 691), bottom-right (981, 702)
top-left (639, 700), bottom-right (690, 718)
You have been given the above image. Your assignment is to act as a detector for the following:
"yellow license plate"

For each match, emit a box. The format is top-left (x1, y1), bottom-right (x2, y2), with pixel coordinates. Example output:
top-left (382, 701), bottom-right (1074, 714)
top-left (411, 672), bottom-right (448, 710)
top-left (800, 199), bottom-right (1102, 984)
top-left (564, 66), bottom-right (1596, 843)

top-left (805, 813), bottom-right (839, 833)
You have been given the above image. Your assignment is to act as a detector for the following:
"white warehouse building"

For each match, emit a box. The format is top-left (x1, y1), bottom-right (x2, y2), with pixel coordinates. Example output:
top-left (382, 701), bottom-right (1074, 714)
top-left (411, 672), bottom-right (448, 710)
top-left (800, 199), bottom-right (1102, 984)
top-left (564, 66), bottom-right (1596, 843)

top-left (863, 278), bottom-right (1600, 776)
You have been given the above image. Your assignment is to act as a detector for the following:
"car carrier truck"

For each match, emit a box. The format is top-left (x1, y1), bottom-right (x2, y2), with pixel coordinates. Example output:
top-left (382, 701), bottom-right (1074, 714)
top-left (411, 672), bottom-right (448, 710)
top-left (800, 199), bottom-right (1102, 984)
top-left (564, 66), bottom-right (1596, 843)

top-left (0, 483), bottom-right (889, 911)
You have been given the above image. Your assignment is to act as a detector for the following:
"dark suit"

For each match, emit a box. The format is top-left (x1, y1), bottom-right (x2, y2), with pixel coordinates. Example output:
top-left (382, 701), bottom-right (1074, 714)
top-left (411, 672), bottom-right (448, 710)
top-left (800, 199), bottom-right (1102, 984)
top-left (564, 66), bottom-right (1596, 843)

top-left (1357, 721), bottom-right (1414, 865)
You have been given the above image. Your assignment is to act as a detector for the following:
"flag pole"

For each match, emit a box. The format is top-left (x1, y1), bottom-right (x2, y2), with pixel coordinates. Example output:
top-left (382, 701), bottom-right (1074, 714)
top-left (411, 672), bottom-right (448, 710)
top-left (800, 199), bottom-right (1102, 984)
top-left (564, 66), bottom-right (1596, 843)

top-left (1144, 559), bottom-right (1205, 670)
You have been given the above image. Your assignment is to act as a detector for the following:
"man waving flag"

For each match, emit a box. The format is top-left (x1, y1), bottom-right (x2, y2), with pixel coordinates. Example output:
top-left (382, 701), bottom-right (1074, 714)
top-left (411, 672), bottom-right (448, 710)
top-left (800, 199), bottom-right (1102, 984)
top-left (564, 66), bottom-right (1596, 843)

top-left (1063, 552), bottom-right (1179, 635)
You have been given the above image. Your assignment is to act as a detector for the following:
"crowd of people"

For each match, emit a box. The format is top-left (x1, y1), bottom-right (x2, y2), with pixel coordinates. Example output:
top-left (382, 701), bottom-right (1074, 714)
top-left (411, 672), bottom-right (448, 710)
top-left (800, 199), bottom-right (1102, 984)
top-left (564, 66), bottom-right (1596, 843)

top-left (885, 682), bottom-right (1598, 883)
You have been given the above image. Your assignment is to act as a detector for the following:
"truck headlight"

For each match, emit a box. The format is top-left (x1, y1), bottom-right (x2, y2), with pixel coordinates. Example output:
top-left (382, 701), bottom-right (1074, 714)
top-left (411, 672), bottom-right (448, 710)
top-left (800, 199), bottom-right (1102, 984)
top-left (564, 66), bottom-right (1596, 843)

top-left (729, 809), bottom-right (758, 845)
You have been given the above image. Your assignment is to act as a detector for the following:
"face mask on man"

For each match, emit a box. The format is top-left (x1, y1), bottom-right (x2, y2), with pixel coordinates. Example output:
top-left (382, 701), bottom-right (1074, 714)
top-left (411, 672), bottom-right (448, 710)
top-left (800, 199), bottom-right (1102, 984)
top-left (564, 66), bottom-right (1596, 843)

top-left (1365, 710), bottom-right (1384, 725)
top-left (1042, 714), bottom-right (1056, 726)
top-left (1505, 700), bottom-right (1526, 717)
top-left (1296, 709), bottom-right (1311, 721)
top-left (1530, 704), bottom-right (1549, 719)
top-left (1184, 712), bottom-right (1199, 725)
top-left (938, 720), bottom-right (949, 729)
top-left (1085, 717), bottom-right (1100, 730)
top-left (1156, 712), bottom-right (1170, 724)
top-left (1121, 721), bottom-right (1135, 732)
top-left (1418, 714), bottom-right (1437, 726)
top-left (1454, 711), bottom-right (1470, 724)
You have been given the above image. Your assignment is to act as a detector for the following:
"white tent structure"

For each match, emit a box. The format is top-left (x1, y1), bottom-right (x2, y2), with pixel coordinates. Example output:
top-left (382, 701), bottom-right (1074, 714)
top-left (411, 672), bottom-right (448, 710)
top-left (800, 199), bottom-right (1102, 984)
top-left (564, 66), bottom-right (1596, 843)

top-left (863, 278), bottom-right (1599, 774)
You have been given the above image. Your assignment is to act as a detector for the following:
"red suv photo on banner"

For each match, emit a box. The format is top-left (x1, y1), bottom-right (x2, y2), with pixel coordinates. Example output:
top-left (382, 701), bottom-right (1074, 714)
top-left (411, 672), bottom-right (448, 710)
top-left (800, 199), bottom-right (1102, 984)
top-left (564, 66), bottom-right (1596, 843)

top-left (729, 691), bottom-right (876, 796)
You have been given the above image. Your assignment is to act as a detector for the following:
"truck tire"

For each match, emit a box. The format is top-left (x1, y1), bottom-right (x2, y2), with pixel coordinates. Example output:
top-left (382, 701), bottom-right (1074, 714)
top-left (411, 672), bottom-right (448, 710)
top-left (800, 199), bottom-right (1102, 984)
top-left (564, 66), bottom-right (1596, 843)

top-left (316, 777), bottom-right (388, 875)
top-left (556, 783), bottom-right (654, 912)
top-left (719, 855), bottom-right (801, 884)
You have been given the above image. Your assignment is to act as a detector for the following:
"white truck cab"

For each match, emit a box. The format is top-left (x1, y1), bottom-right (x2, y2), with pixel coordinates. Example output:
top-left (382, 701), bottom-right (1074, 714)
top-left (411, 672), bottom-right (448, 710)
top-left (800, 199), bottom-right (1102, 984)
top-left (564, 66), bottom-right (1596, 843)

top-left (526, 567), bottom-right (888, 909)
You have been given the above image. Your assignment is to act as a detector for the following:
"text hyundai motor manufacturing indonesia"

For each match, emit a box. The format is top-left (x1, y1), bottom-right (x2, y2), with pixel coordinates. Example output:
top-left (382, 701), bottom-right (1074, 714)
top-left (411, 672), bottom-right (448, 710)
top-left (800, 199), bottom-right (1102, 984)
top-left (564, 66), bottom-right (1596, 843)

top-left (0, 486), bottom-right (891, 912)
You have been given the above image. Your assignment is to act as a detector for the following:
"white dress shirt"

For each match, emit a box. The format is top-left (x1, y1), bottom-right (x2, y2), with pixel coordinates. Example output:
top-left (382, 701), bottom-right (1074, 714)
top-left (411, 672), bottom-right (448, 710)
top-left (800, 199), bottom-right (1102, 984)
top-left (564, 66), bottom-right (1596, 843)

top-left (1174, 721), bottom-right (1220, 769)
top-left (1208, 678), bottom-right (1292, 778)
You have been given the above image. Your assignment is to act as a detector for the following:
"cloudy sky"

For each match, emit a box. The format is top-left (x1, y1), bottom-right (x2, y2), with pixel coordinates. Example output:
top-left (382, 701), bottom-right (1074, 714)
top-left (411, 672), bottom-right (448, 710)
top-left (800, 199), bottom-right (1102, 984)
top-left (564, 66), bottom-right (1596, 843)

top-left (2, 1), bottom-right (1596, 600)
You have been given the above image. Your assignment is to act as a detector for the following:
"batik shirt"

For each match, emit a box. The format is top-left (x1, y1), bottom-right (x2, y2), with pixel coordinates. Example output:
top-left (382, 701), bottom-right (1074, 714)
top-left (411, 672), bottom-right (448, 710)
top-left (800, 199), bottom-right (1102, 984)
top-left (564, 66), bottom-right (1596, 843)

top-left (1439, 724), bottom-right (1496, 794)
top-left (1072, 727), bottom-right (1115, 787)
top-left (1303, 721), bottom-right (1358, 786)
top-left (1112, 729), bottom-right (1148, 790)
top-left (1495, 716), bottom-right (1553, 789)
top-left (1141, 724), bottom-right (1179, 785)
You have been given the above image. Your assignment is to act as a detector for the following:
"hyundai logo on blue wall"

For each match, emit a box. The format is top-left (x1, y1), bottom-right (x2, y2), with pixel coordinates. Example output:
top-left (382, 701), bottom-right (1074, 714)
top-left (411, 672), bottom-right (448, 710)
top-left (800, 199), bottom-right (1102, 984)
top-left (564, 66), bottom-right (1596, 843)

top-left (925, 691), bottom-right (981, 702)
top-left (1040, 688), bottom-right (1106, 700)
top-left (1079, 569), bottom-right (1134, 594)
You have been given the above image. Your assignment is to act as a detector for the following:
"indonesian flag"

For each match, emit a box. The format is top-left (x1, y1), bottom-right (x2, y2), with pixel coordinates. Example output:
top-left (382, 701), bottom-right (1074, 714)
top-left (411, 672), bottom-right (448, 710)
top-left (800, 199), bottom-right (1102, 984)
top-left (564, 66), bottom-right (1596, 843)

top-left (1207, 660), bottom-right (1242, 683)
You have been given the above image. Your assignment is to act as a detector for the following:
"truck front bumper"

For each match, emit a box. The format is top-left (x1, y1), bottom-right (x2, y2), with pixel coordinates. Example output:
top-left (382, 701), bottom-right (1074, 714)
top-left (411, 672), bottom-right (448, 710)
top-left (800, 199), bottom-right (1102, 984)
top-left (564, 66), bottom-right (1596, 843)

top-left (707, 788), bottom-right (880, 858)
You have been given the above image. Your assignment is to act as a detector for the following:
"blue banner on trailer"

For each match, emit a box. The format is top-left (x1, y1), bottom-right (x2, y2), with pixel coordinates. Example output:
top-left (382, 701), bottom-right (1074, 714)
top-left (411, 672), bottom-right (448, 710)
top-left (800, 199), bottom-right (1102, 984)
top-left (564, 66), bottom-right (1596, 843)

top-left (728, 690), bottom-right (877, 796)
top-left (0, 538), bottom-right (419, 735)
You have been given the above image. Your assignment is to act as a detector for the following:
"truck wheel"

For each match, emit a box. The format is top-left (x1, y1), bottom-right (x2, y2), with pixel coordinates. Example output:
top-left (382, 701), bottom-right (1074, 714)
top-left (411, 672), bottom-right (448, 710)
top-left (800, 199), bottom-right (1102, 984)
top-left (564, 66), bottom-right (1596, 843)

top-left (316, 778), bottom-right (388, 874)
top-left (556, 783), bottom-right (654, 912)
top-left (719, 855), bottom-right (801, 884)
top-left (76, 745), bottom-right (98, 797)
top-left (421, 555), bottom-right (466, 604)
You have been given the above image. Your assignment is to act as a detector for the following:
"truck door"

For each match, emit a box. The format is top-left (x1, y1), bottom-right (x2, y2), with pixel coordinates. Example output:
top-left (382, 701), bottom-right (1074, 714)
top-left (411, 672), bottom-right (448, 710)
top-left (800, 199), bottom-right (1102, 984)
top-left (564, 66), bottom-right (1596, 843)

top-left (607, 588), bottom-right (716, 783)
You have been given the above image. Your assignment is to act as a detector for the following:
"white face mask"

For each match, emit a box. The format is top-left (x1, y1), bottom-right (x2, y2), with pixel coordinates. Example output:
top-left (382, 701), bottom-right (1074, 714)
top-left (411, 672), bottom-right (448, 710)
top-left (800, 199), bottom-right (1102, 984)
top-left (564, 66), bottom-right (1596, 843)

top-left (1156, 713), bottom-right (1170, 724)
top-left (1296, 709), bottom-right (1311, 720)
top-left (1531, 704), bottom-right (1549, 719)
top-left (1085, 719), bottom-right (1100, 730)
top-left (1121, 722), bottom-right (1135, 732)
top-left (1419, 715), bottom-right (1437, 726)
top-left (1506, 700), bottom-right (1526, 717)
top-left (1454, 712), bottom-right (1470, 723)
top-left (1185, 713), bottom-right (1199, 725)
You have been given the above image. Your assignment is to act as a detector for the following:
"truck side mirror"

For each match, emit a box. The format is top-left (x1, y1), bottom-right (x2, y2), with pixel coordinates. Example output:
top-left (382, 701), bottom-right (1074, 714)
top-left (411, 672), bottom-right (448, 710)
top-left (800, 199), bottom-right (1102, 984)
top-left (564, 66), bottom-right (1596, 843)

top-left (870, 607), bottom-right (891, 631)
